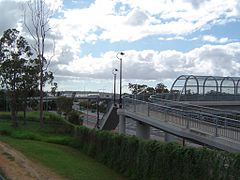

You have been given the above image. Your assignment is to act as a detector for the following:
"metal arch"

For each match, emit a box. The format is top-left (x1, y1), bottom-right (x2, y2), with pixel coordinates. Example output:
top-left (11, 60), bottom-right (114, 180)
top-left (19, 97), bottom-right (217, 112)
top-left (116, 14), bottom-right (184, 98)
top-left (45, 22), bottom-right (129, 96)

top-left (184, 75), bottom-right (199, 95)
top-left (203, 76), bottom-right (219, 95)
top-left (170, 75), bottom-right (188, 92)
top-left (220, 76), bottom-right (236, 94)
top-left (236, 79), bottom-right (240, 94)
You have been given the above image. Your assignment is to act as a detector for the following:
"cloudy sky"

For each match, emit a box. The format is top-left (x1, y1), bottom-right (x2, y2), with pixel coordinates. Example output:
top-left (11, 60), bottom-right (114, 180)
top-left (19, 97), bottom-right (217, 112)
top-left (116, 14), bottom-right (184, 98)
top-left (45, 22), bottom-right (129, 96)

top-left (0, 0), bottom-right (240, 93)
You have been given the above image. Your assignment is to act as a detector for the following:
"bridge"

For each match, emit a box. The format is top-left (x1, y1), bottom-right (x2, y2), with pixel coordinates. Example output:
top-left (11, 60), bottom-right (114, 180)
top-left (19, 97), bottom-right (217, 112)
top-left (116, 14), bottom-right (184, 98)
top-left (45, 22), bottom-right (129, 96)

top-left (95, 75), bottom-right (240, 152)
top-left (98, 96), bottom-right (240, 152)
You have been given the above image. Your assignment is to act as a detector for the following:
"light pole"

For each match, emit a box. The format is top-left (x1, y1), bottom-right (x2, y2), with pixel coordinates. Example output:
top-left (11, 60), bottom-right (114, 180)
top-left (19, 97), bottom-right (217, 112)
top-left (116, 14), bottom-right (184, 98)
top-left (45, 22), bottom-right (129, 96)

top-left (116, 52), bottom-right (125, 108)
top-left (112, 68), bottom-right (118, 106)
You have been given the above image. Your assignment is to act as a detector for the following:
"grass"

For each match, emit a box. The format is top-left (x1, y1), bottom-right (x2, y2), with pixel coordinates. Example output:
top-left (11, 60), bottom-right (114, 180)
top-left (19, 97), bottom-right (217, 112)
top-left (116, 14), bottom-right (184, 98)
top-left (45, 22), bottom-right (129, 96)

top-left (0, 112), bottom-right (125, 179)
top-left (0, 136), bottom-right (125, 180)
top-left (0, 111), bottom-right (75, 143)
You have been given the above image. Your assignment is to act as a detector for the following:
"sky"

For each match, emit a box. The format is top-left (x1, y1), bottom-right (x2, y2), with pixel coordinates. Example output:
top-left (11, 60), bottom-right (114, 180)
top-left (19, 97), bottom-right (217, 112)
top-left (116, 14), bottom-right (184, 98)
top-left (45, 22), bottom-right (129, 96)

top-left (0, 0), bottom-right (240, 93)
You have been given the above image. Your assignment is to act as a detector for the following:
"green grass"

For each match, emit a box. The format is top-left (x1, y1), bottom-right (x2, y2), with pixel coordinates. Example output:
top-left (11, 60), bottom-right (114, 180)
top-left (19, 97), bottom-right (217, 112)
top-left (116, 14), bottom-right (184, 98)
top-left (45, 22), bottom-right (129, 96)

top-left (0, 120), bottom-right (74, 143)
top-left (0, 111), bottom-right (75, 143)
top-left (0, 112), bottom-right (125, 179)
top-left (0, 136), bottom-right (125, 180)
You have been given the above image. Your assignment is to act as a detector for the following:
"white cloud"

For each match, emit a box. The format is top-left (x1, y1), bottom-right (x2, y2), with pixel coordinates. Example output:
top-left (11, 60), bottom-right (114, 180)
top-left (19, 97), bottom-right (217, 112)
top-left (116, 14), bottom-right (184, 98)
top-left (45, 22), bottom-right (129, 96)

top-left (202, 35), bottom-right (230, 43)
top-left (125, 8), bottom-right (149, 26)
top-left (0, 0), bottom-right (240, 91)
top-left (53, 42), bottom-right (240, 82)
top-left (158, 36), bottom-right (185, 41)
top-left (48, 0), bottom-right (240, 45)
top-left (0, 0), bottom-right (23, 34)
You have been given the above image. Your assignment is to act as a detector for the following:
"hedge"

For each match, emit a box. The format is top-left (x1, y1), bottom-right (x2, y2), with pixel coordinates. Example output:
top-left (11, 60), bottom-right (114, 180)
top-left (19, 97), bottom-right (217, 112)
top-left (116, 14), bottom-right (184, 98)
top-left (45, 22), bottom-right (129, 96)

top-left (70, 126), bottom-right (240, 180)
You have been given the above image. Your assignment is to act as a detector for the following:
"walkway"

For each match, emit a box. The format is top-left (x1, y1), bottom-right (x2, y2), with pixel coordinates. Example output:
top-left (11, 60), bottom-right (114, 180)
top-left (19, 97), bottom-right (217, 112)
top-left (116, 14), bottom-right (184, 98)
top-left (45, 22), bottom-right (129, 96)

top-left (117, 96), bottom-right (240, 152)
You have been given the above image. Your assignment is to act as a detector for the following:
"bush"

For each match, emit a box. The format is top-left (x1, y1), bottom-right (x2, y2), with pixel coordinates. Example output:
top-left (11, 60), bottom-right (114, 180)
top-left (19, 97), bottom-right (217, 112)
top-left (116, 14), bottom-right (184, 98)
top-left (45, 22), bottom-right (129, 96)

top-left (0, 112), bottom-right (11, 120)
top-left (68, 111), bottom-right (83, 126)
top-left (71, 126), bottom-right (240, 180)
top-left (46, 113), bottom-right (64, 124)
top-left (11, 131), bottom-right (41, 141)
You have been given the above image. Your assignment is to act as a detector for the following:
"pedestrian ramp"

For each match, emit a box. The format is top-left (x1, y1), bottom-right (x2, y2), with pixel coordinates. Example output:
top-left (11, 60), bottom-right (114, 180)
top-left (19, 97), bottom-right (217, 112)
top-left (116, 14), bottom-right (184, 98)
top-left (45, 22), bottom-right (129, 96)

top-left (99, 105), bottom-right (119, 130)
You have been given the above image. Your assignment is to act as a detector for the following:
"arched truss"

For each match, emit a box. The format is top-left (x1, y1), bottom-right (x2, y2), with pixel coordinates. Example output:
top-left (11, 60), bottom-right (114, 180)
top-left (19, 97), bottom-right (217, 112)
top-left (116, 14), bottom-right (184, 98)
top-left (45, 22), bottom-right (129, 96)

top-left (171, 75), bottom-right (240, 97)
top-left (220, 77), bottom-right (235, 94)
top-left (184, 75), bottom-right (199, 94)
top-left (237, 80), bottom-right (240, 94)
top-left (203, 76), bottom-right (218, 95)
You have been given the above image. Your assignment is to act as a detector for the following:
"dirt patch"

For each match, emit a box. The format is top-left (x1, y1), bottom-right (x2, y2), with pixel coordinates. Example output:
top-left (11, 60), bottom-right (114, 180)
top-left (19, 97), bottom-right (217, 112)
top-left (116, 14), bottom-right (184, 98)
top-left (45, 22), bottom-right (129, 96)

top-left (0, 141), bottom-right (65, 180)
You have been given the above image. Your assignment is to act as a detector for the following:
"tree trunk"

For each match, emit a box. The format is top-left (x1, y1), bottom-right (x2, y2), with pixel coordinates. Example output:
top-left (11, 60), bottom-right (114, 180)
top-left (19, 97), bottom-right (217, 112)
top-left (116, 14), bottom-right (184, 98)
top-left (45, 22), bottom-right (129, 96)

top-left (23, 97), bottom-right (27, 125)
top-left (39, 68), bottom-right (44, 126)
top-left (11, 92), bottom-right (18, 127)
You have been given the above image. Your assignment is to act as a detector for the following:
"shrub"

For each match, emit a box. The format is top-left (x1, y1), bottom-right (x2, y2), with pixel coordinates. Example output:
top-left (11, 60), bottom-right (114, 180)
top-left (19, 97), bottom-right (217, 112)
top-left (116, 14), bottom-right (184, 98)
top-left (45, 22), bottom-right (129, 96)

top-left (68, 111), bottom-right (83, 126)
top-left (71, 126), bottom-right (240, 180)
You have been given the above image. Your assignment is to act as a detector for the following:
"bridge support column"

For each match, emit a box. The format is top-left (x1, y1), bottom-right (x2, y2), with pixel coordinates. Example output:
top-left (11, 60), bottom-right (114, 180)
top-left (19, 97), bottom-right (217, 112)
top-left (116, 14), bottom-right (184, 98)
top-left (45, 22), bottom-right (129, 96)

top-left (119, 114), bottom-right (126, 134)
top-left (164, 133), bottom-right (176, 142)
top-left (136, 121), bottom-right (150, 139)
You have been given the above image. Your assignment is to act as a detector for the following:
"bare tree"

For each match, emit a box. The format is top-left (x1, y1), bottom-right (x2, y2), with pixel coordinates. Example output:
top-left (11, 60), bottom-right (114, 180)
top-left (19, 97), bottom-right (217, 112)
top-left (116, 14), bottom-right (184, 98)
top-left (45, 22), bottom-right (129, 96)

top-left (23, 0), bottom-right (55, 126)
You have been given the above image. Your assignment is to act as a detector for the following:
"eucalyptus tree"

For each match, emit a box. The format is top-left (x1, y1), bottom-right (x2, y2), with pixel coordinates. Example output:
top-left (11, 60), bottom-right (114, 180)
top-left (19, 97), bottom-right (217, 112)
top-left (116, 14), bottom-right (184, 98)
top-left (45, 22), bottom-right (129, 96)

top-left (24, 0), bottom-right (56, 126)
top-left (20, 57), bottom-right (40, 123)
top-left (155, 83), bottom-right (169, 93)
top-left (0, 29), bottom-right (34, 127)
top-left (128, 83), bottom-right (148, 94)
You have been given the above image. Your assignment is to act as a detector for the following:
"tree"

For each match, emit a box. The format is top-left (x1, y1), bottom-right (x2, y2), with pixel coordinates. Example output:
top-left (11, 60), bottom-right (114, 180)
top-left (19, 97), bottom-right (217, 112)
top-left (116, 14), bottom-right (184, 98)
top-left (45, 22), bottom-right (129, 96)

top-left (56, 96), bottom-right (73, 117)
top-left (20, 58), bottom-right (39, 124)
top-left (51, 82), bottom-right (58, 96)
top-left (128, 83), bottom-right (148, 94)
top-left (0, 29), bottom-right (34, 127)
top-left (155, 83), bottom-right (169, 93)
top-left (146, 87), bottom-right (155, 94)
top-left (24, 0), bottom-right (55, 126)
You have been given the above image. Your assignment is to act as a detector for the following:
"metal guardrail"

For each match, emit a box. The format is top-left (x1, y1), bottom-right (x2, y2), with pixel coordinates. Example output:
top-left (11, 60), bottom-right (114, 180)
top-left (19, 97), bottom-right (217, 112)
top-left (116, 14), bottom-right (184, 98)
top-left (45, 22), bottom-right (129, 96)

top-left (150, 95), bottom-right (240, 118)
top-left (152, 93), bottom-right (240, 101)
top-left (95, 101), bottom-right (114, 129)
top-left (123, 96), bottom-right (240, 142)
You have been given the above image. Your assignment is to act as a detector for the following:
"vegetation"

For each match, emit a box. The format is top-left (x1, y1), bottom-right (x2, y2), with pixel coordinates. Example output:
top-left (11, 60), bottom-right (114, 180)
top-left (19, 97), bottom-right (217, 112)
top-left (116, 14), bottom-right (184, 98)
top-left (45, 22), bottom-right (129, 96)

top-left (0, 26), bottom-right (56, 126)
top-left (0, 112), bottom-right (74, 141)
top-left (0, 112), bottom-right (124, 179)
top-left (0, 137), bottom-right (124, 180)
top-left (128, 82), bottom-right (169, 94)
top-left (68, 110), bottom-right (83, 126)
top-left (0, 111), bottom-right (240, 179)
top-left (0, 29), bottom-right (38, 127)
top-left (24, 0), bottom-right (57, 126)
top-left (56, 96), bottom-right (84, 125)
top-left (56, 96), bottom-right (73, 116)
top-left (71, 126), bottom-right (240, 180)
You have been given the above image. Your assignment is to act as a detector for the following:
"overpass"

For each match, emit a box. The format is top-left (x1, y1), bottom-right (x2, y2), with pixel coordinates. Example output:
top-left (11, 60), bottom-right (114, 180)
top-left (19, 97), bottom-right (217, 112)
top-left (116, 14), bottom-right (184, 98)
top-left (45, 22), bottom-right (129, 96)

top-left (98, 96), bottom-right (240, 153)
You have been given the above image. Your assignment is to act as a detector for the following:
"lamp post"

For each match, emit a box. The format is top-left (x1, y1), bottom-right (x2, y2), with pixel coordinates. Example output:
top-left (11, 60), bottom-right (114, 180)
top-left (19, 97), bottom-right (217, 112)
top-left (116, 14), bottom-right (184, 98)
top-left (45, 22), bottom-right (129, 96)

top-left (112, 68), bottom-right (118, 106)
top-left (116, 52), bottom-right (125, 108)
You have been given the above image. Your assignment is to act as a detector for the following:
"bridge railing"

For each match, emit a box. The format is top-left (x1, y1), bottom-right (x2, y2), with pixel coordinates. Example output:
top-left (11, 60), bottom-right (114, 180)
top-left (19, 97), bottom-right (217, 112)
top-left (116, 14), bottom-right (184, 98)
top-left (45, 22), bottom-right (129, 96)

top-left (95, 100), bottom-right (114, 129)
top-left (149, 95), bottom-right (240, 118)
top-left (151, 93), bottom-right (240, 101)
top-left (123, 96), bottom-right (240, 142)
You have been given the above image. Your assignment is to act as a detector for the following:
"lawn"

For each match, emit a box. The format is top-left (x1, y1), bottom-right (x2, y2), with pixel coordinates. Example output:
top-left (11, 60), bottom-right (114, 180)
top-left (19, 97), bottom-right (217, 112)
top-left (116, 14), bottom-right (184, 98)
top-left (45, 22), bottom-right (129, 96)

top-left (0, 112), bottom-right (125, 180)
top-left (0, 136), bottom-right (125, 180)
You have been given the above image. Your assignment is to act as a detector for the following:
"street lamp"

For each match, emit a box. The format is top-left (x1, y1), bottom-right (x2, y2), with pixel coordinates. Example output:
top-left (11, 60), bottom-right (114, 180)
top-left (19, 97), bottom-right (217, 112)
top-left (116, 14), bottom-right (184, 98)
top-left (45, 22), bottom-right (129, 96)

top-left (116, 52), bottom-right (125, 108)
top-left (112, 68), bottom-right (118, 106)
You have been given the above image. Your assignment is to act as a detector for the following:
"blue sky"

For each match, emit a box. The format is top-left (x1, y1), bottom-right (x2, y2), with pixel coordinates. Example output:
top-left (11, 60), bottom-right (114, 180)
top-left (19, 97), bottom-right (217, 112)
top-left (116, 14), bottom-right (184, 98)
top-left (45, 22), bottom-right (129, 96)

top-left (0, 0), bottom-right (240, 93)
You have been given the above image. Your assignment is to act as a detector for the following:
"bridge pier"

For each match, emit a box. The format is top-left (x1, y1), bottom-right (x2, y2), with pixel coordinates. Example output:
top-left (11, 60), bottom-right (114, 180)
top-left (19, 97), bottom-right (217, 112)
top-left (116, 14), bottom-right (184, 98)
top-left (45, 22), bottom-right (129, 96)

top-left (164, 133), bottom-right (177, 142)
top-left (136, 121), bottom-right (150, 139)
top-left (119, 114), bottom-right (126, 134)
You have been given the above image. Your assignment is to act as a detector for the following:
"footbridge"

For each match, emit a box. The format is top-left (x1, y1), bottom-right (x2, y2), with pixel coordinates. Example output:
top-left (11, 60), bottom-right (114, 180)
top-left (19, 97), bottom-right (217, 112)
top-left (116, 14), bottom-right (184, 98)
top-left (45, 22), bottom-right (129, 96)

top-left (98, 95), bottom-right (240, 153)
